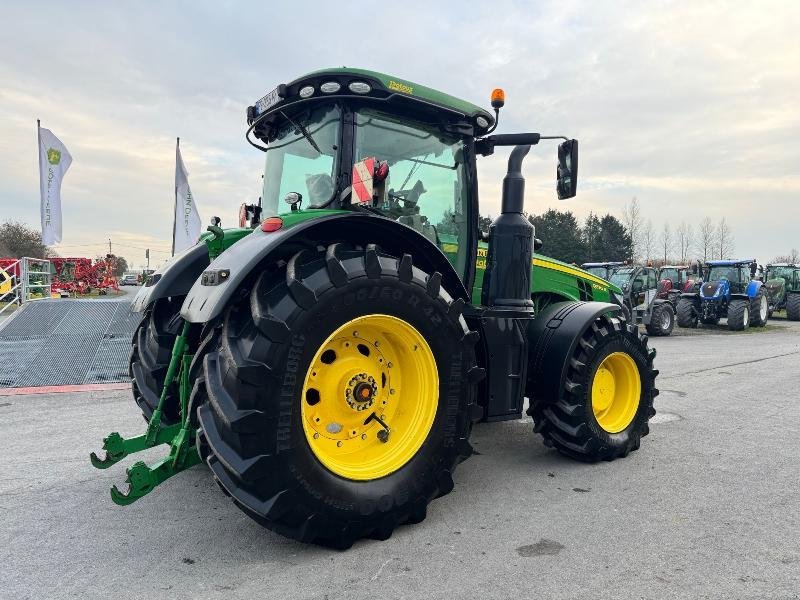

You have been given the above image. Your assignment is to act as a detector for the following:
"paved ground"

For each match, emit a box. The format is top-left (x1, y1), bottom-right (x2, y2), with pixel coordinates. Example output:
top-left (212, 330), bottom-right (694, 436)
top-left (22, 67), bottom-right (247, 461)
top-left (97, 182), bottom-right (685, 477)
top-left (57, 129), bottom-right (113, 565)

top-left (1, 320), bottom-right (799, 600)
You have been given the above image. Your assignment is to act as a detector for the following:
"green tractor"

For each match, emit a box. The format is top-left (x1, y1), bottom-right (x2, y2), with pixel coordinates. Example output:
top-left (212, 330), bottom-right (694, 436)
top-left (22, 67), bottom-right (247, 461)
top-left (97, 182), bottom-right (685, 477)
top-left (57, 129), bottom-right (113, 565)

top-left (764, 263), bottom-right (800, 320)
top-left (92, 69), bottom-right (658, 548)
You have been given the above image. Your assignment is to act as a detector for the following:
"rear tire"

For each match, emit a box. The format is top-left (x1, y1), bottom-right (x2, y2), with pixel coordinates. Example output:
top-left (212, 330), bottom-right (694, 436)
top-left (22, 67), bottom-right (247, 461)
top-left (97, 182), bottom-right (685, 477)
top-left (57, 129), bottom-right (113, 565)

top-left (195, 244), bottom-right (480, 547)
top-left (787, 294), bottom-right (800, 321)
top-left (727, 300), bottom-right (750, 331)
top-left (529, 312), bottom-right (658, 462)
top-left (676, 298), bottom-right (698, 328)
top-left (646, 302), bottom-right (674, 337)
top-left (129, 296), bottom-right (184, 424)
top-left (750, 289), bottom-right (769, 327)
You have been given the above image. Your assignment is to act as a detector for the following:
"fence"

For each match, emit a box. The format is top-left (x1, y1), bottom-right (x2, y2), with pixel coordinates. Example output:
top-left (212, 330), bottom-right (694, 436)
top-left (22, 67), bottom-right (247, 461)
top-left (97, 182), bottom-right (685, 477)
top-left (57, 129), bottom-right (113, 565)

top-left (0, 257), bottom-right (52, 319)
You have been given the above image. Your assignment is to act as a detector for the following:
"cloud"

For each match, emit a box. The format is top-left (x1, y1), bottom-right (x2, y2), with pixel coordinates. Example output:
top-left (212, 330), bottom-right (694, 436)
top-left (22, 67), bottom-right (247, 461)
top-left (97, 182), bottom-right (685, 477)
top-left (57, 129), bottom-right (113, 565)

top-left (0, 0), bottom-right (798, 266)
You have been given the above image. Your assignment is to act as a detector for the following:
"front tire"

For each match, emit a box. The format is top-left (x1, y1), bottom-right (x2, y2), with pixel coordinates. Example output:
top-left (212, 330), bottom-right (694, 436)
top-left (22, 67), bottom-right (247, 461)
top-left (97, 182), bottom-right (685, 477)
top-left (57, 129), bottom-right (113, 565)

top-left (529, 312), bottom-right (658, 462)
top-left (727, 300), bottom-right (750, 331)
top-left (646, 302), bottom-right (674, 336)
top-left (750, 289), bottom-right (769, 327)
top-left (787, 294), bottom-right (800, 321)
top-left (195, 244), bottom-right (480, 547)
top-left (676, 298), bottom-right (698, 328)
top-left (129, 296), bottom-right (184, 424)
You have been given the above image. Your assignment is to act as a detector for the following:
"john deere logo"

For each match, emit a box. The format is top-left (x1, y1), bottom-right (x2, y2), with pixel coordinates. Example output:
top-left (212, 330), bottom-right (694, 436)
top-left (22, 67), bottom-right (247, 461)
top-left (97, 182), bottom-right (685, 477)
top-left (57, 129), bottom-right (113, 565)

top-left (47, 147), bottom-right (61, 165)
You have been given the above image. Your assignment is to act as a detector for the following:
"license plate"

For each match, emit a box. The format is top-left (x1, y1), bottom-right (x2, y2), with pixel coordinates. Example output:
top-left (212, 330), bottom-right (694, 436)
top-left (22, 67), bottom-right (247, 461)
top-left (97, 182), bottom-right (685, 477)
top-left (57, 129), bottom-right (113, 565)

top-left (254, 88), bottom-right (281, 116)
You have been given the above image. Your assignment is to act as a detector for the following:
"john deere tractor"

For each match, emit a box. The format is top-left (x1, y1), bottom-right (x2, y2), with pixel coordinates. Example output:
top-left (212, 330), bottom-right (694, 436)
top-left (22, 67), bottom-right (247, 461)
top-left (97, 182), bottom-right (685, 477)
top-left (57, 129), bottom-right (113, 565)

top-left (676, 259), bottom-right (767, 330)
top-left (764, 263), bottom-right (800, 320)
top-left (92, 69), bottom-right (658, 548)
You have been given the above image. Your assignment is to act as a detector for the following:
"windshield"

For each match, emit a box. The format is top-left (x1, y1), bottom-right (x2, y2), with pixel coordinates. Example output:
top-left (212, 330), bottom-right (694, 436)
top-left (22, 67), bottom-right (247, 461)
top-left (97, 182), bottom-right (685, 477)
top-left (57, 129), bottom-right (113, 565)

top-left (660, 268), bottom-right (679, 282)
top-left (262, 105), bottom-right (340, 213)
top-left (354, 109), bottom-right (470, 274)
top-left (584, 266), bottom-right (608, 279)
top-left (609, 268), bottom-right (635, 288)
top-left (767, 266), bottom-right (795, 280)
top-left (708, 266), bottom-right (740, 283)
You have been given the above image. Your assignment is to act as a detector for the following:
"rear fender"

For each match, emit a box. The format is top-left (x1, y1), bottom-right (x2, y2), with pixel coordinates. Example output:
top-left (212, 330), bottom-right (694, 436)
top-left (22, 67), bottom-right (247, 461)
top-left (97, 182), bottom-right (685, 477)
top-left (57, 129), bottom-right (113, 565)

top-left (526, 301), bottom-right (621, 403)
top-left (131, 243), bottom-right (210, 313)
top-left (180, 212), bottom-right (469, 323)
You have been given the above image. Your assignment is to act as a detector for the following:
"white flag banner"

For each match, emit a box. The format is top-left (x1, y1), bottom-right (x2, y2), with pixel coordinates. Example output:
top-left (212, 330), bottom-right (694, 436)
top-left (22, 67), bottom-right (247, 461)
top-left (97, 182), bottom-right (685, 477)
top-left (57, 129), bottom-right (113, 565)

top-left (38, 127), bottom-right (72, 245)
top-left (173, 141), bottom-right (202, 254)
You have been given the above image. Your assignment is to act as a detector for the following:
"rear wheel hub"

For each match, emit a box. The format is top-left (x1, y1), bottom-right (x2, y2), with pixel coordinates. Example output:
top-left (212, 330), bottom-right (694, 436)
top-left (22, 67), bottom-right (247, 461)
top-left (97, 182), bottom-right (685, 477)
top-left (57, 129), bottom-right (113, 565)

top-left (301, 314), bottom-right (438, 481)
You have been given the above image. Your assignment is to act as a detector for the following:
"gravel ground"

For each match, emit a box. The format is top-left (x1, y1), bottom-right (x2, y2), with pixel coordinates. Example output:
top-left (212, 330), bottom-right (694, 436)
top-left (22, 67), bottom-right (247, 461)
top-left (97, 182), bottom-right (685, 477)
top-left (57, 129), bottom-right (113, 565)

top-left (1, 320), bottom-right (799, 599)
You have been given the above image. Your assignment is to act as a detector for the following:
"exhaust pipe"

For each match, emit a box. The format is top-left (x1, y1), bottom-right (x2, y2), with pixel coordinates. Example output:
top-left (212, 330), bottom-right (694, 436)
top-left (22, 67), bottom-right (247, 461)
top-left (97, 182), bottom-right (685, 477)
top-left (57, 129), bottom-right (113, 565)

top-left (482, 145), bottom-right (534, 311)
top-left (479, 145), bottom-right (535, 422)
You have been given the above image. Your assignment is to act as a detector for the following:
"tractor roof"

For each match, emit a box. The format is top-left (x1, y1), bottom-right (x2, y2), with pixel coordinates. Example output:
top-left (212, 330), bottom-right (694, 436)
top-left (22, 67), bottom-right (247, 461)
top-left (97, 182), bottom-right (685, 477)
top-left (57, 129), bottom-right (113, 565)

top-left (581, 261), bottom-right (625, 268)
top-left (767, 263), bottom-right (798, 268)
top-left (660, 265), bottom-right (690, 269)
top-left (247, 67), bottom-right (495, 135)
top-left (706, 259), bottom-right (755, 266)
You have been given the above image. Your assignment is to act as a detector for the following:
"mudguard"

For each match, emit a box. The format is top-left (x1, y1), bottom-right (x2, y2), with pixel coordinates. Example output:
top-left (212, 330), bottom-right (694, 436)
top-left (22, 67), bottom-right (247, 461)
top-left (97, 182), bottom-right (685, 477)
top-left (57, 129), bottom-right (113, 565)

top-left (131, 243), bottom-right (211, 313)
top-left (525, 301), bottom-right (621, 403)
top-left (181, 212), bottom-right (469, 323)
top-left (745, 280), bottom-right (763, 298)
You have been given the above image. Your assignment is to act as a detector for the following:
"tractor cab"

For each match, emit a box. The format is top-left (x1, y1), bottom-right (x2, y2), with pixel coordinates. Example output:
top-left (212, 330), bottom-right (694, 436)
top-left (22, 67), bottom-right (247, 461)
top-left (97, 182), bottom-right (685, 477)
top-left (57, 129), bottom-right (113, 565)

top-left (702, 259), bottom-right (756, 297)
top-left (581, 261), bottom-right (624, 281)
top-left (246, 68), bottom-right (577, 294)
top-left (657, 265), bottom-right (699, 299)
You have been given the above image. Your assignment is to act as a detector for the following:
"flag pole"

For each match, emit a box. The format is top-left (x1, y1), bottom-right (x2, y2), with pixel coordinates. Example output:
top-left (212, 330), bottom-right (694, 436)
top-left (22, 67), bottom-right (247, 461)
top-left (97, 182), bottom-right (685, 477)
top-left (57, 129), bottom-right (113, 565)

top-left (37, 119), bottom-right (44, 243)
top-left (172, 137), bottom-right (179, 256)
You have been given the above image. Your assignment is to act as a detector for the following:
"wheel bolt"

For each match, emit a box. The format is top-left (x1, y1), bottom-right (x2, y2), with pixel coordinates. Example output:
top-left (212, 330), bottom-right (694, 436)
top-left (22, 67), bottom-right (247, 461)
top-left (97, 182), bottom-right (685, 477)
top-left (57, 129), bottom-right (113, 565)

top-left (337, 441), bottom-right (343, 447)
top-left (361, 433), bottom-right (367, 440)
top-left (390, 389), bottom-right (395, 395)
top-left (313, 433), bottom-right (319, 439)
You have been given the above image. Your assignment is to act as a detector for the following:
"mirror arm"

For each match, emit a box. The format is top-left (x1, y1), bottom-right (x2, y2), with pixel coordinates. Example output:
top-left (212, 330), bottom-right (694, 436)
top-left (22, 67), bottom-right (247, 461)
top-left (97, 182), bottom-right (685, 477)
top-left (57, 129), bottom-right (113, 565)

top-left (476, 133), bottom-right (541, 156)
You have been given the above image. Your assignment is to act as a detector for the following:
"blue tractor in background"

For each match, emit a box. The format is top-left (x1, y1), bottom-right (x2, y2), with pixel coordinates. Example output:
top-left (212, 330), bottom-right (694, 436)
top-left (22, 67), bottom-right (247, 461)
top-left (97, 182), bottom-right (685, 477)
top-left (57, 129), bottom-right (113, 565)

top-left (676, 259), bottom-right (768, 331)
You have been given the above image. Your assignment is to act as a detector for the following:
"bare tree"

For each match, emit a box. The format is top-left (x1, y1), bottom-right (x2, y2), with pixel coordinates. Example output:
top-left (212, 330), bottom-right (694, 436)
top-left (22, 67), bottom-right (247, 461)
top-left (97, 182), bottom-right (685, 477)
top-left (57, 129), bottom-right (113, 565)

top-left (676, 221), bottom-right (693, 264)
top-left (772, 248), bottom-right (800, 263)
top-left (622, 197), bottom-right (643, 261)
top-left (696, 217), bottom-right (715, 262)
top-left (660, 222), bottom-right (672, 264)
top-left (716, 217), bottom-right (734, 259)
top-left (642, 219), bottom-right (655, 263)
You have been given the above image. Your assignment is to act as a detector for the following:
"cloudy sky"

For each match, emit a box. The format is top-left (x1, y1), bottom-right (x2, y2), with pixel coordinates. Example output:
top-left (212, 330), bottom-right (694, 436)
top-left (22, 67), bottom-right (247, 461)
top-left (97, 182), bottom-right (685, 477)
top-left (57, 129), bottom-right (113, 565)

top-left (1, 1), bottom-right (798, 268)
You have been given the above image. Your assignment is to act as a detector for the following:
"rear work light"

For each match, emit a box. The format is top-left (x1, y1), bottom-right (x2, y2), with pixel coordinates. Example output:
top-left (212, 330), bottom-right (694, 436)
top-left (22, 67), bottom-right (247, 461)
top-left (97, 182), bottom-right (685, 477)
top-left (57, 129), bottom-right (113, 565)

top-left (261, 217), bottom-right (283, 232)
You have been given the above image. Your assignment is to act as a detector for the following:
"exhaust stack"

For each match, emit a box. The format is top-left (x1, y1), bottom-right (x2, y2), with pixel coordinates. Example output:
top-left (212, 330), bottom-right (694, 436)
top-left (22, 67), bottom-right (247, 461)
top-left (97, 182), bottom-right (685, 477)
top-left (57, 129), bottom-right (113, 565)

top-left (482, 145), bottom-right (535, 311)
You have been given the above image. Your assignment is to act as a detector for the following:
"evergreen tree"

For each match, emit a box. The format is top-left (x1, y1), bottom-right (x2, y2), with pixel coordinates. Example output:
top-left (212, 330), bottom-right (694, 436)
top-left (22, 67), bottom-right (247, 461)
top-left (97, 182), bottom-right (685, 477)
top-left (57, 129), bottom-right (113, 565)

top-left (529, 209), bottom-right (585, 264)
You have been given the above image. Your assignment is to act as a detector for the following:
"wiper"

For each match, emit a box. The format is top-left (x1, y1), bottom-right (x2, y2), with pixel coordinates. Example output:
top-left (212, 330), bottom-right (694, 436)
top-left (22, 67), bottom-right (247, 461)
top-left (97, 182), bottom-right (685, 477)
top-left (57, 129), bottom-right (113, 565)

top-left (280, 110), bottom-right (321, 154)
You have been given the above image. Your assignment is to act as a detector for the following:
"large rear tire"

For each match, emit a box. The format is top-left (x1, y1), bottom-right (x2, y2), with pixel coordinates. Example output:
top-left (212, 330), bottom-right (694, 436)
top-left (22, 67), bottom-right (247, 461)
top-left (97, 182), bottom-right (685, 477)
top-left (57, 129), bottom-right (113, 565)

top-left (529, 312), bottom-right (658, 462)
top-left (129, 296), bottom-right (184, 424)
top-left (676, 298), bottom-right (697, 328)
top-left (195, 244), bottom-right (480, 547)
top-left (787, 293), bottom-right (800, 321)
top-left (727, 299), bottom-right (750, 331)
top-left (750, 289), bottom-right (769, 327)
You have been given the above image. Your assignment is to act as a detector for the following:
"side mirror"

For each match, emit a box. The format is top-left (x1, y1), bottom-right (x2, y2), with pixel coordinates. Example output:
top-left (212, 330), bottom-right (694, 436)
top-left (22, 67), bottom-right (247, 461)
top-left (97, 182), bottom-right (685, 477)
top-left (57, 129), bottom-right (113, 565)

top-left (556, 139), bottom-right (578, 199)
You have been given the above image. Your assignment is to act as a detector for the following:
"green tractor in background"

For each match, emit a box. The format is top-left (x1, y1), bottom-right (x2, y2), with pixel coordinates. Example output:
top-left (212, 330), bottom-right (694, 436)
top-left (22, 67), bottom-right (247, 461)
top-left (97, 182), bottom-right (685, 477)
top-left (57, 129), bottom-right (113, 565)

top-left (93, 68), bottom-right (658, 548)
top-left (764, 263), bottom-right (800, 320)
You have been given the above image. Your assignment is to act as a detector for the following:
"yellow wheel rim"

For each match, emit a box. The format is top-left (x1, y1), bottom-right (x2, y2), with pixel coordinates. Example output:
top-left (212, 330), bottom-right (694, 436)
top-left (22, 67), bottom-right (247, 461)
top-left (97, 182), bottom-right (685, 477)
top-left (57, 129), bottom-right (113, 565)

top-left (591, 352), bottom-right (641, 433)
top-left (301, 314), bottom-right (438, 480)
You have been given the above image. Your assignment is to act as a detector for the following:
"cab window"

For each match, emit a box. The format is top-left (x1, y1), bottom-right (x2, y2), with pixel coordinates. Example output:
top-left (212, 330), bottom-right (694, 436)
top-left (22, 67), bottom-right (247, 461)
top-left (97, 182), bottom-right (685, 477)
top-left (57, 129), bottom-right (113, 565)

top-left (354, 109), bottom-right (470, 275)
